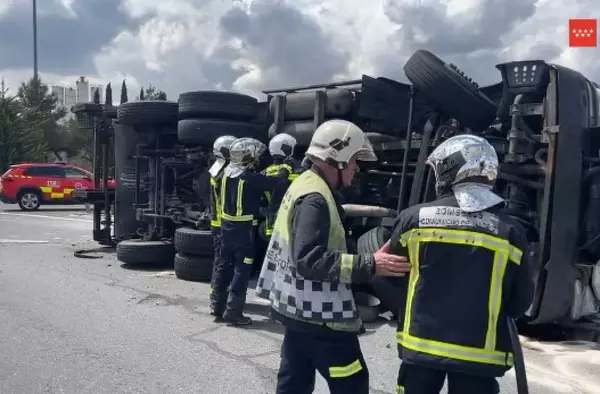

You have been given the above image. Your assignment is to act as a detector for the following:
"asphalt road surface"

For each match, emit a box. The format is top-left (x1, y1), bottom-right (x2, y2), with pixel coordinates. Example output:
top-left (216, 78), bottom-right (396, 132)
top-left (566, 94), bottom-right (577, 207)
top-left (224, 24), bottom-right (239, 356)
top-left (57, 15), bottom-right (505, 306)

top-left (1, 202), bottom-right (600, 393)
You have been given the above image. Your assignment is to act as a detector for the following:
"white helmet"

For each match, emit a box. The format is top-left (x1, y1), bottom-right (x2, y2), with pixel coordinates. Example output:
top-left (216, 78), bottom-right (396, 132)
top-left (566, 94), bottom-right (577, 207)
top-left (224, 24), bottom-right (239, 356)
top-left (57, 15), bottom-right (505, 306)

top-left (306, 119), bottom-right (377, 169)
top-left (208, 135), bottom-right (236, 177)
top-left (426, 134), bottom-right (503, 213)
top-left (213, 135), bottom-right (237, 159)
top-left (224, 137), bottom-right (266, 178)
top-left (269, 133), bottom-right (297, 158)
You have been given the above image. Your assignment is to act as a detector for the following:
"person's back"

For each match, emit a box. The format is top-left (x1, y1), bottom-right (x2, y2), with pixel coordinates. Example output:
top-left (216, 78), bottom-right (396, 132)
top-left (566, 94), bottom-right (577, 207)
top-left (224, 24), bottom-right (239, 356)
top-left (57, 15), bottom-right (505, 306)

top-left (389, 134), bottom-right (534, 394)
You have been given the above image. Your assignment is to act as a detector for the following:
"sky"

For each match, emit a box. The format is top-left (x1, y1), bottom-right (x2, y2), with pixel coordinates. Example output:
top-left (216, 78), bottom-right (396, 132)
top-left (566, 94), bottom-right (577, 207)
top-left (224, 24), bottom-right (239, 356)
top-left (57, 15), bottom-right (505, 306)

top-left (0, 0), bottom-right (598, 101)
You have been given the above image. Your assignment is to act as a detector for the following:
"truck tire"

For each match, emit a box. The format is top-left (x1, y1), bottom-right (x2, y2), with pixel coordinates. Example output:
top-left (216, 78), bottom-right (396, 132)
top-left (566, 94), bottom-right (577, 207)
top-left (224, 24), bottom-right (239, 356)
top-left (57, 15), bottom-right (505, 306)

top-left (268, 89), bottom-right (354, 120)
top-left (178, 119), bottom-right (266, 145)
top-left (403, 50), bottom-right (497, 131)
top-left (178, 91), bottom-right (258, 120)
top-left (174, 253), bottom-right (213, 282)
top-left (356, 226), bottom-right (406, 315)
top-left (116, 239), bottom-right (175, 266)
top-left (117, 101), bottom-right (179, 126)
top-left (174, 227), bottom-right (213, 257)
top-left (268, 121), bottom-right (315, 147)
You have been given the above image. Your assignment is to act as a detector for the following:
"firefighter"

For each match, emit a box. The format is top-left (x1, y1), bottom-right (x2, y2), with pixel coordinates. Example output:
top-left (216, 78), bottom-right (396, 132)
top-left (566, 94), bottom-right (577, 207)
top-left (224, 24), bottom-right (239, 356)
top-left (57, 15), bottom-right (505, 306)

top-left (207, 135), bottom-right (236, 317)
top-left (256, 119), bottom-right (411, 394)
top-left (212, 137), bottom-right (284, 326)
top-left (389, 135), bottom-right (534, 394)
top-left (262, 133), bottom-right (300, 238)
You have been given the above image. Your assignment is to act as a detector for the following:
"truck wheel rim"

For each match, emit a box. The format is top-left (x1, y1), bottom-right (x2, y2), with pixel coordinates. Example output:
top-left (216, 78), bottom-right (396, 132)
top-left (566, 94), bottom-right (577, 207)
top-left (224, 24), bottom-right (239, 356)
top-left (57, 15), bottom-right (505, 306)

top-left (21, 193), bottom-right (38, 209)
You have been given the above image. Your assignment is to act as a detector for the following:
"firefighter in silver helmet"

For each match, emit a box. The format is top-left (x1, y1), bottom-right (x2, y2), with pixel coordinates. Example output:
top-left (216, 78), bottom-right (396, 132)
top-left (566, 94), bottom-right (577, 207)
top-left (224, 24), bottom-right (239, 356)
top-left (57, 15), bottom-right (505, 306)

top-left (261, 133), bottom-right (302, 238)
top-left (211, 137), bottom-right (284, 326)
top-left (389, 134), bottom-right (534, 394)
top-left (207, 135), bottom-right (236, 317)
top-left (256, 119), bottom-right (411, 394)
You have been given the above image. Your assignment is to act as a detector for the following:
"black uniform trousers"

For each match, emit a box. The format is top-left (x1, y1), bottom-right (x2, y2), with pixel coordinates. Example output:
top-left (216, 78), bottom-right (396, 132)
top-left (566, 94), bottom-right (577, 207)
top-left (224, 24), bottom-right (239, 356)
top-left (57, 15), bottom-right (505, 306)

top-left (213, 222), bottom-right (255, 318)
top-left (397, 363), bottom-right (499, 394)
top-left (276, 327), bottom-right (369, 394)
top-left (209, 226), bottom-right (222, 312)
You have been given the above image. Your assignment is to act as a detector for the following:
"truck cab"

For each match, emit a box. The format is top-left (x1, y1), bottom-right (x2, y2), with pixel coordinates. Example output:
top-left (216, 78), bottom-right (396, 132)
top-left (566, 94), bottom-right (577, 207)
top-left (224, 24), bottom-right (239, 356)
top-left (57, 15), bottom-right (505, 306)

top-left (263, 51), bottom-right (600, 331)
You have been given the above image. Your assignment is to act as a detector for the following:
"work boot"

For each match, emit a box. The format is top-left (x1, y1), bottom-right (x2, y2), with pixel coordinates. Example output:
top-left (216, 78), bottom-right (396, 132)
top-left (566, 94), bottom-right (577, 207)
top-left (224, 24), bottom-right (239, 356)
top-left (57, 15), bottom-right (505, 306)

top-left (210, 310), bottom-right (225, 323)
top-left (223, 313), bottom-right (252, 326)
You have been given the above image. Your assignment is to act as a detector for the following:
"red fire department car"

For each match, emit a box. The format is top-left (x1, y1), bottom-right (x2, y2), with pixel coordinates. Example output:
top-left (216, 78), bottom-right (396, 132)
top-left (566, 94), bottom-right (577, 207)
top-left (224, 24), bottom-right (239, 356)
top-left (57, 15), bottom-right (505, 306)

top-left (0, 162), bottom-right (115, 211)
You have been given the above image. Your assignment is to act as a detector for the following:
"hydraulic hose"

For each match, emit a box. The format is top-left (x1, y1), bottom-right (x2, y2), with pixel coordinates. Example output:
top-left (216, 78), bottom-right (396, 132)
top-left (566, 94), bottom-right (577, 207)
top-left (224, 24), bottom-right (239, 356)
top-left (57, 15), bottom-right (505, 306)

top-left (508, 317), bottom-right (529, 394)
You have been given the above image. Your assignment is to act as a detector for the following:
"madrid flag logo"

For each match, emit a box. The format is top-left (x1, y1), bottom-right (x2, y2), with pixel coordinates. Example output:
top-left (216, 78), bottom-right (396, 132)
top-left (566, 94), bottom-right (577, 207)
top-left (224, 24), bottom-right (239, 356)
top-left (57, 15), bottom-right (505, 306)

top-left (569, 19), bottom-right (597, 47)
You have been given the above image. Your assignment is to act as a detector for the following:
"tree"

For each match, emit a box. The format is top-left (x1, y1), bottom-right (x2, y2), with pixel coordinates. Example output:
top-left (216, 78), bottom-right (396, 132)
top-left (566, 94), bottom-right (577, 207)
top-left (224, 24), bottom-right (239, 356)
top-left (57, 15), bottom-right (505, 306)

top-left (0, 80), bottom-right (47, 172)
top-left (93, 89), bottom-right (100, 104)
top-left (17, 76), bottom-right (67, 156)
top-left (136, 83), bottom-right (167, 101)
top-left (120, 80), bottom-right (128, 104)
top-left (105, 83), bottom-right (112, 106)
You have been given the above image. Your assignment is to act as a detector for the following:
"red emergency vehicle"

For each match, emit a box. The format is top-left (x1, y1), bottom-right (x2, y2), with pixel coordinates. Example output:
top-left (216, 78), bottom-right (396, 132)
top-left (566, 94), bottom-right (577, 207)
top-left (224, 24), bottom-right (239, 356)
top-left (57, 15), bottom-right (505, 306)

top-left (0, 162), bottom-right (115, 211)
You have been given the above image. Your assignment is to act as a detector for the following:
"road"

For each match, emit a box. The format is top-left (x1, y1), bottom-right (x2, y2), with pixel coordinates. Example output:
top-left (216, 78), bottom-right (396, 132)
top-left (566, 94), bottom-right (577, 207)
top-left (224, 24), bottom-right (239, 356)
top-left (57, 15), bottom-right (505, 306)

top-left (1, 202), bottom-right (600, 393)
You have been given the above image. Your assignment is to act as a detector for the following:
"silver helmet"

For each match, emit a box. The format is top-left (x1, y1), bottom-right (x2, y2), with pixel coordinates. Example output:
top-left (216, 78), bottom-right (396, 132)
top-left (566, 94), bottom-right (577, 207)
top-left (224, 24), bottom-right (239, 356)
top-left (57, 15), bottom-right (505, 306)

top-left (426, 134), bottom-right (503, 213)
top-left (208, 135), bottom-right (236, 177)
top-left (224, 137), bottom-right (267, 178)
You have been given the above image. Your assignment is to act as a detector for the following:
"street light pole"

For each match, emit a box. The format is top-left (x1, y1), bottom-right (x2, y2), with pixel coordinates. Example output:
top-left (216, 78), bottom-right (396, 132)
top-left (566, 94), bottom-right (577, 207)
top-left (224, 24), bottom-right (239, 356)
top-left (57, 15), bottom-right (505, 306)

top-left (33, 0), bottom-right (38, 79)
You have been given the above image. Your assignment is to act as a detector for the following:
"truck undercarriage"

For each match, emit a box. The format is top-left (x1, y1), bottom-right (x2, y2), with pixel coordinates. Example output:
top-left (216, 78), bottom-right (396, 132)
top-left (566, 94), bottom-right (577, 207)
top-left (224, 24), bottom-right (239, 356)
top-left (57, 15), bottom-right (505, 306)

top-left (75, 49), bottom-right (600, 335)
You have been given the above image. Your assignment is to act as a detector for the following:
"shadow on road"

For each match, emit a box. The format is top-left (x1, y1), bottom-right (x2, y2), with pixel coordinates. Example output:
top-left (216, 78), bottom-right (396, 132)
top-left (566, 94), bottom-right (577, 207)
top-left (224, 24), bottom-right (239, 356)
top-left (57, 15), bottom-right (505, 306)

top-left (74, 246), bottom-right (116, 259)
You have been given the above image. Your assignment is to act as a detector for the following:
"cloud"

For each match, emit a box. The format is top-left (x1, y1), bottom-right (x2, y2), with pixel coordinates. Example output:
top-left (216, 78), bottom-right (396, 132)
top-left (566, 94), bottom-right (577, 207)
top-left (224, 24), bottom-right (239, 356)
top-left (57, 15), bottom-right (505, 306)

top-left (0, 0), bottom-right (599, 104)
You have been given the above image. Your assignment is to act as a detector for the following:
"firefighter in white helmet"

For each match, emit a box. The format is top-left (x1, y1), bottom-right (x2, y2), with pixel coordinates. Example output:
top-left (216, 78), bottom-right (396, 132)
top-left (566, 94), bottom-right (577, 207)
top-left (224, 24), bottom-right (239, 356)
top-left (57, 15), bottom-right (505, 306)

top-left (389, 134), bottom-right (533, 393)
top-left (261, 133), bottom-right (302, 238)
top-left (256, 119), bottom-right (411, 394)
top-left (207, 135), bottom-right (236, 317)
top-left (212, 137), bottom-right (284, 326)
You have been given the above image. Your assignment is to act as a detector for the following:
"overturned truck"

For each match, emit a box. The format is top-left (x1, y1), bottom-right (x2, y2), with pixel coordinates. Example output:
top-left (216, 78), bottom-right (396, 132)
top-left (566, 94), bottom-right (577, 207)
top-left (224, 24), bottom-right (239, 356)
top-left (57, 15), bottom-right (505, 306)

top-left (77, 49), bottom-right (600, 333)
top-left (265, 49), bottom-right (600, 332)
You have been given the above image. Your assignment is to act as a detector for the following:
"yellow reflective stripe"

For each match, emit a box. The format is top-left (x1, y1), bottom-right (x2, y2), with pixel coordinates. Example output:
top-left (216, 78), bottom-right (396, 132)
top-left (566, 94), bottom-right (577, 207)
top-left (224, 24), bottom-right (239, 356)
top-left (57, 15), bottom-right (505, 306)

top-left (210, 220), bottom-right (221, 227)
top-left (220, 175), bottom-right (227, 220)
top-left (400, 228), bottom-right (522, 265)
top-left (397, 331), bottom-right (512, 366)
top-left (236, 179), bottom-right (244, 216)
top-left (40, 186), bottom-right (52, 193)
top-left (265, 228), bottom-right (273, 235)
top-left (403, 239), bottom-right (420, 334)
top-left (264, 190), bottom-right (272, 202)
top-left (486, 251), bottom-right (508, 350)
top-left (211, 176), bottom-right (222, 223)
top-left (50, 193), bottom-right (64, 199)
top-left (288, 173), bottom-right (299, 181)
top-left (328, 359), bottom-right (362, 378)
top-left (339, 253), bottom-right (354, 284)
top-left (221, 212), bottom-right (254, 222)
top-left (210, 178), bottom-right (217, 186)
top-left (397, 386), bottom-right (405, 394)
top-left (243, 257), bottom-right (254, 264)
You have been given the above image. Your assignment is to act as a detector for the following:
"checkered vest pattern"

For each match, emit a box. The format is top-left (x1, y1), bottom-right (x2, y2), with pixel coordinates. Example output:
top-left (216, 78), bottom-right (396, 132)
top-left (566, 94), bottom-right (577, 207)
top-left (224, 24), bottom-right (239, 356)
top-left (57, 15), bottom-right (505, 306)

top-left (256, 170), bottom-right (358, 323)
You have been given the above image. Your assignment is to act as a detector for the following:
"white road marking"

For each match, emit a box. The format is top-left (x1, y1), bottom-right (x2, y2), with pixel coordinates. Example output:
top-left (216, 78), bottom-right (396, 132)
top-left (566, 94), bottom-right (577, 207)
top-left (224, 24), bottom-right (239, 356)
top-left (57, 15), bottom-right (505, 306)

top-left (0, 212), bottom-right (93, 223)
top-left (0, 239), bottom-right (49, 244)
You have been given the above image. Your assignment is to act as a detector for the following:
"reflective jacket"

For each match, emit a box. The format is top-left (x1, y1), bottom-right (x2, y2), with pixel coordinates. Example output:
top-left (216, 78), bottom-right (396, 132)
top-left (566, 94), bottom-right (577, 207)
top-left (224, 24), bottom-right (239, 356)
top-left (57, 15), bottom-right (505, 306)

top-left (262, 161), bottom-right (301, 235)
top-left (256, 169), bottom-right (375, 332)
top-left (390, 195), bottom-right (534, 377)
top-left (220, 171), bottom-right (282, 231)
